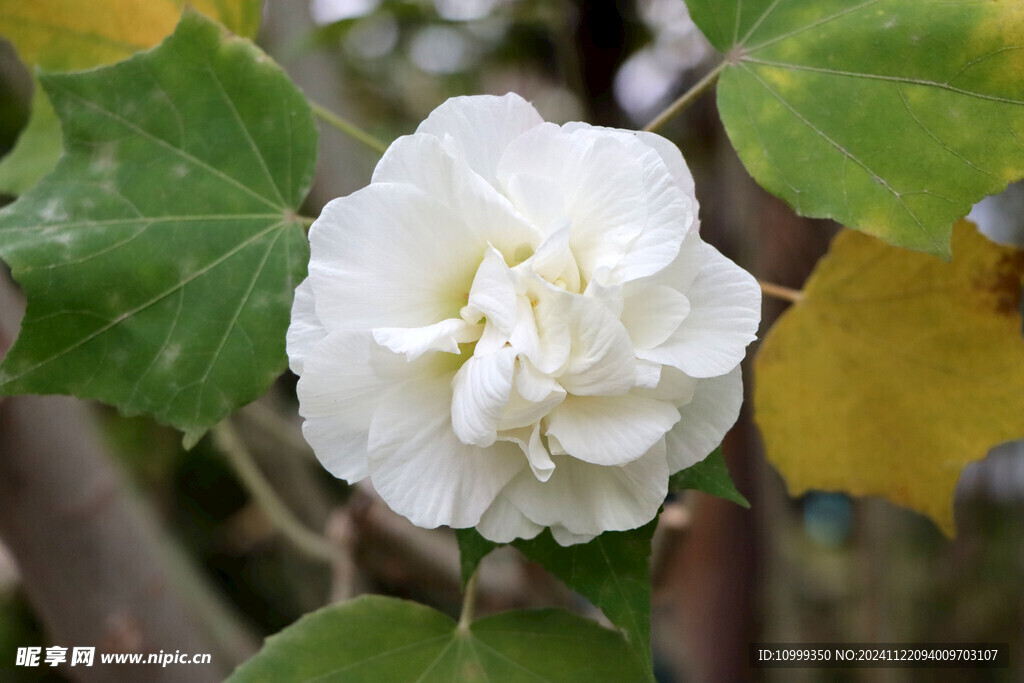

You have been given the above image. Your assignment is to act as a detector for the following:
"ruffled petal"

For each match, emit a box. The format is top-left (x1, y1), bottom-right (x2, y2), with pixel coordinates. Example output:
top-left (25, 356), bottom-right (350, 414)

top-left (559, 293), bottom-right (637, 396)
top-left (504, 439), bottom-right (669, 537)
top-left (286, 278), bottom-right (326, 375)
top-left (560, 123), bottom-right (695, 282)
top-left (498, 363), bottom-right (566, 431)
top-left (373, 318), bottom-right (480, 360)
top-left (368, 374), bottom-right (525, 529)
top-left (463, 246), bottom-right (518, 336)
top-left (415, 93), bottom-right (545, 190)
top-left (497, 124), bottom-right (649, 283)
top-left (638, 239), bottom-right (760, 378)
top-left (451, 345), bottom-right (517, 447)
top-left (308, 184), bottom-right (485, 332)
top-left (498, 422), bottom-right (556, 482)
top-left (476, 494), bottom-right (544, 543)
top-left (372, 133), bottom-right (541, 256)
top-left (665, 366), bottom-right (743, 472)
top-left (296, 331), bottom-right (413, 481)
top-left (620, 285), bottom-right (690, 351)
top-left (545, 393), bottom-right (680, 466)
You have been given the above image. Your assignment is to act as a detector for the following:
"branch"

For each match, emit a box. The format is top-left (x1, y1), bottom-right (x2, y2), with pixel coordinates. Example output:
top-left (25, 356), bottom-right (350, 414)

top-left (309, 101), bottom-right (389, 156)
top-left (758, 278), bottom-right (804, 303)
top-left (212, 419), bottom-right (344, 566)
top-left (643, 61), bottom-right (726, 133)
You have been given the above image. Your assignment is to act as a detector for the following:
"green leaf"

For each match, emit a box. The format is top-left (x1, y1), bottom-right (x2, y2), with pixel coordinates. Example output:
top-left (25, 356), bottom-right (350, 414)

top-left (668, 446), bottom-right (750, 508)
top-left (513, 521), bottom-right (657, 682)
top-left (227, 595), bottom-right (649, 682)
top-left (686, 0), bottom-right (1024, 257)
top-left (0, 82), bottom-right (61, 196)
top-left (0, 12), bottom-right (316, 441)
top-left (455, 528), bottom-right (501, 589)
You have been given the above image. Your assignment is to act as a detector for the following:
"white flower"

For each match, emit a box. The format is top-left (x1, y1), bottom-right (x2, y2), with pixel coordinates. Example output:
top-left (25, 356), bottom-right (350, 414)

top-left (288, 93), bottom-right (761, 546)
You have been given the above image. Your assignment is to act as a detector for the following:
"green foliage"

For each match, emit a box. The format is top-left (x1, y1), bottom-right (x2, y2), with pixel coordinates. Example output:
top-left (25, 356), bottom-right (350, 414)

top-left (668, 447), bottom-right (750, 508)
top-left (0, 12), bottom-right (316, 443)
top-left (686, 0), bottom-right (1024, 257)
top-left (454, 528), bottom-right (501, 588)
top-left (0, 84), bottom-right (60, 196)
top-left (514, 521), bottom-right (658, 682)
top-left (226, 595), bottom-right (648, 682)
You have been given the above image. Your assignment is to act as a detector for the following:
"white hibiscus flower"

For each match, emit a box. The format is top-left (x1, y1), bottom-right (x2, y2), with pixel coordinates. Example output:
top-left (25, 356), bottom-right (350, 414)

top-left (288, 93), bottom-right (760, 546)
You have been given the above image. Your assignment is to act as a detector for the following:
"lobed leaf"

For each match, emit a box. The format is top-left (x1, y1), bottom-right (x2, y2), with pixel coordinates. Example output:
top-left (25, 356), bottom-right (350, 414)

top-left (0, 0), bottom-right (263, 196)
top-left (686, 0), bottom-right (1024, 257)
top-left (754, 221), bottom-right (1024, 534)
top-left (226, 595), bottom-right (648, 682)
top-left (0, 12), bottom-right (316, 442)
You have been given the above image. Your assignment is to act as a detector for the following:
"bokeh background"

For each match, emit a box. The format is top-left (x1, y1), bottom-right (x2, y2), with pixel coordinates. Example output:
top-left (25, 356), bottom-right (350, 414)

top-left (0, 1), bottom-right (1021, 681)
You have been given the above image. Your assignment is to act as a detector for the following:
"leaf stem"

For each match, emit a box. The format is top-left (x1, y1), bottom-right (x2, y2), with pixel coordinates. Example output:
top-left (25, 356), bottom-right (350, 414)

top-left (212, 420), bottom-right (342, 565)
top-left (643, 60), bottom-right (727, 133)
top-left (309, 100), bottom-right (389, 156)
top-left (457, 568), bottom-right (480, 633)
top-left (758, 278), bottom-right (803, 303)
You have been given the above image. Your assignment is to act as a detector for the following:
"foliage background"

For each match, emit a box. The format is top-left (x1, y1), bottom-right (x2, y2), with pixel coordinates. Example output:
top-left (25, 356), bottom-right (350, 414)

top-left (0, 0), bottom-right (1020, 681)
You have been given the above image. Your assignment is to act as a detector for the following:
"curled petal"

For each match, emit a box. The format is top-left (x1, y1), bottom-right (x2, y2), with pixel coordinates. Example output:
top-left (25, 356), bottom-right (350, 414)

top-left (373, 318), bottom-right (480, 360)
top-left (451, 345), bottom-right (517, 447)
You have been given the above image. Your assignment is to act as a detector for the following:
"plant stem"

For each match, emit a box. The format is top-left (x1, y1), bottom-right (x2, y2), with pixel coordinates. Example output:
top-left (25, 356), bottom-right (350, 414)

top-left (643, 60), bottom-right (727, 133)
top-left (212, 420), bottom-right (341, 565)
top-left (457, 568), bottom-right (480, 633)
top-left (758, 278), bottom-right (804, 303)
top-left (309, 101), bottom-right (389, 156)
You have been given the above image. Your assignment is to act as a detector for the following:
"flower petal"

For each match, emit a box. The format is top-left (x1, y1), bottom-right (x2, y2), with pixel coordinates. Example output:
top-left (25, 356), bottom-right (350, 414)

top-left (620, 284), bottom-right (690, 351)
top-left (497, 124), bottom-right (649, 283)
top-left (638, 239), bottom-right (760, 378)
top-left (665, 366), bottom-right (743, 472)
top-left (498, 422), bottom-right (556, 482)
top-left (559, 293), bottom-right (637, 396)
top-left (504, 439), bottom-right (669, 537)
top-left (545, 393), bottom-right (680, 466)
top-left (416, 92), bottom-right (545, 190)
top-left (286, 278), bottom-right (326, 375)
top-left (498, 363), bottom-right (566, 431)
top-left (463, 246), bottom-right (518, 335)
top-left (561, 124), bottom-right (695, 282)
top-left (372, 132), bottom-right (541, 256)
top-left (296, 331), bottom-right (413, 481)
top-left (634, 130), bottom-right (696, 197)
top-left (368, 374), bottom-right (525, 529)
top-left (476, 494), bottom-right (543, 543)
top-left (451, 345), bottom-right (517, 447)
top-left (372, 318), bottom-right (480, 360)
top-left (308, 183), bottom-right (484, 332)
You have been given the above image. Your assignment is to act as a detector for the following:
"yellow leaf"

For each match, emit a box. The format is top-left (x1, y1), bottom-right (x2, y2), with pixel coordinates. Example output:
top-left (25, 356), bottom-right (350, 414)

top-left (0, 0), bottom-right (261, 71)
top-left (754, 221), bottom-right (1024, 535)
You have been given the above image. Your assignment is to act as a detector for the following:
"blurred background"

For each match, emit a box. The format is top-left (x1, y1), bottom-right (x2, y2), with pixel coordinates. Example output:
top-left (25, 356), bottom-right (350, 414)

top-left (0, 0), bottom-right (1021, 681)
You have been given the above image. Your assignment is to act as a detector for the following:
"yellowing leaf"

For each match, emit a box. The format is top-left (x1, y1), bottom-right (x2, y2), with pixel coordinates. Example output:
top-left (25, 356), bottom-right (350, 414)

top-left (0, 0), bottom-right (261, 70)
top-left (754, 221), bottom-right (1024, 534)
